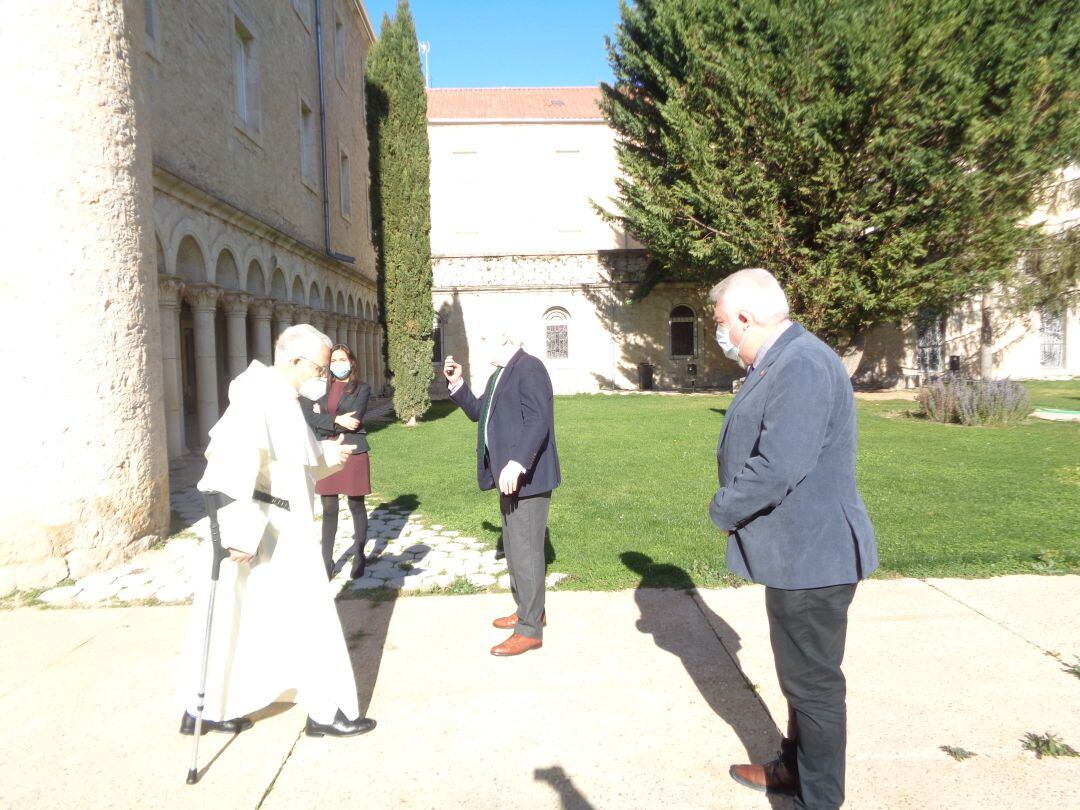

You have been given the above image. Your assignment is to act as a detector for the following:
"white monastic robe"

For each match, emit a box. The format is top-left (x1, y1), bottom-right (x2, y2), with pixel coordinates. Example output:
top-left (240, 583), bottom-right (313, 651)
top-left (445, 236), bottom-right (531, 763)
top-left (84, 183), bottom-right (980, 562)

top-left (177, 361), bottom-right (359, 724)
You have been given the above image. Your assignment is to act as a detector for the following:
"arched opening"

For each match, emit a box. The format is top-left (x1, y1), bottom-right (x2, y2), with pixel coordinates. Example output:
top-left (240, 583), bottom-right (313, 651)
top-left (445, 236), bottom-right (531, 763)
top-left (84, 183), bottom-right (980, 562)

top-left (309, 281), bottom-right (322, 311)
top-left (215, 248), bottom-right (240, 290)
top-left (291, 276), bottom-right (306, 305)
top-left (271, 269), bottom-right (288, 300)
top-left (246, 259), bottom-right (266, 295)
top-left (669, 305), bottom-right (696, 358)
top-left (175, 235), bottom-right (206, 283)
top-left (543, 307), bottom-right (570, 360)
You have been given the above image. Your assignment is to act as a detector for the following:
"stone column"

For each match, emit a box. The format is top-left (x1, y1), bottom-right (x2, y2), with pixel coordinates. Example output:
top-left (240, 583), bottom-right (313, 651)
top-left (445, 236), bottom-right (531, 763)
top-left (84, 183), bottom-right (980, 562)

top-left (221, 292), bottom-right (252, 380)
top-left (347, 318), bottom-right (360, 362)
top-left (3, 0), bottom-right (170, 590)
top-left (158, 276), bottom-right (186, 460)
top-left (273, 302), bottom-right (295, 345)
top-left (334, 315), bottom-right (348, 346)
top-left (362, 321), bottom-right (375, 386)
top-left (249, 298), bottom-right (275, 365)
top-left (295, 306), bottom-right (314, 329)
top-left (309, 309), bottom-right (325, 333)
top-left (185, 284), bottom-right (223, 447)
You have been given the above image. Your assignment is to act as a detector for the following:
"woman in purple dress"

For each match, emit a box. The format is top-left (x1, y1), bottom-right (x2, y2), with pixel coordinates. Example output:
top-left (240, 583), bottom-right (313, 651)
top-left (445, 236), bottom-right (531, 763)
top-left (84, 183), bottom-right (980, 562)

top-left (301, 344), bottom-right (373, 579)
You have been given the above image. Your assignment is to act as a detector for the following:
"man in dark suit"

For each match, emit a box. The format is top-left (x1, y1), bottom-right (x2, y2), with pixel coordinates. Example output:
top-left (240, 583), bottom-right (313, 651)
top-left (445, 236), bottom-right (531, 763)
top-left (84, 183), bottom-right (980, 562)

top-left (443, 330), bottom-right (560, 657)
top-left (708, 268), bottom-right (878, 810)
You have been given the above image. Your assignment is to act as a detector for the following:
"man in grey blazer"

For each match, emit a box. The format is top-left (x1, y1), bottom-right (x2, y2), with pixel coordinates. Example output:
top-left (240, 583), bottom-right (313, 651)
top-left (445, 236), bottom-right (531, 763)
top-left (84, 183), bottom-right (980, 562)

top-left (708, 268), bottom-right (878, 810)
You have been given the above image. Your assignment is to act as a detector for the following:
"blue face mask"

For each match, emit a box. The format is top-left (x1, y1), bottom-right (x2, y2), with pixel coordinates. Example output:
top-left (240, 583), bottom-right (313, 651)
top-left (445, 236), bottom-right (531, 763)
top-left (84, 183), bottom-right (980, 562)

top-left (330, 361), bottom-right (351, 379)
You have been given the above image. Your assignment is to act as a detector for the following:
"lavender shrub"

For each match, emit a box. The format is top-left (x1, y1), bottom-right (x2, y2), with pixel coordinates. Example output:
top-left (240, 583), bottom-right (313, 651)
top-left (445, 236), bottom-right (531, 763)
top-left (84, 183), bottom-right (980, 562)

top-left (917, 377), bottom-right (1030, 426)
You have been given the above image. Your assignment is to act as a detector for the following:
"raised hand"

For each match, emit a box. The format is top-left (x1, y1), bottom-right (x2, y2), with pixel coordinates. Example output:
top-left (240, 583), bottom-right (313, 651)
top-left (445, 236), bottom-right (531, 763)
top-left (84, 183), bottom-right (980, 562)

top-left (443, 355), bottom-right (463, 385)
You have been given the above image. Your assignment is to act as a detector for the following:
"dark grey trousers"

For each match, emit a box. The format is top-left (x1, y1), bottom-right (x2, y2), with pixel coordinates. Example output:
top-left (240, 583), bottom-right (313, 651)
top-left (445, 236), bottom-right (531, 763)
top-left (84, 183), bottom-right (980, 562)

top-left (498, 491), bottom-right (551, 640)
top-left (766, 583), bottom-right (857, 810)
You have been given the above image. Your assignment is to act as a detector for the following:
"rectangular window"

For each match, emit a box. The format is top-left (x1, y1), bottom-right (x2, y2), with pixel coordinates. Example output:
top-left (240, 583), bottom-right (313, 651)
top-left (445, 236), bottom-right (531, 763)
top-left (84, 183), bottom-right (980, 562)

top-left (546, 324), bottom-right (569, 360)
top-left (1039, 306), bottom-right (1065, 368)
top-left (233, 15), bottom-right (260, 134)
top-left (340, 150), bottom-right (351, 217)
top-left (144, 0), bottom-right (157, 39)
top-left (670, 322), bottom-right (695, 357)
top-left (432, 323), bottom-right (444, 364)
top-left (299, 99), bottom-right (315, 187)
top-left (916, 311), bottom-right (945, 373)
top-left (291, 0), bottom-right (313, 30)
top-left (334, 13), bottom-right (346, 83)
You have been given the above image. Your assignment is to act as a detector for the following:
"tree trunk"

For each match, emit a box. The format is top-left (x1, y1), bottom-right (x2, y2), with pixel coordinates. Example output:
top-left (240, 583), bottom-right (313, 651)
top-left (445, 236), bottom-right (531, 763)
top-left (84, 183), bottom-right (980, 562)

top-left (979, 294), bottom-right (994, 379)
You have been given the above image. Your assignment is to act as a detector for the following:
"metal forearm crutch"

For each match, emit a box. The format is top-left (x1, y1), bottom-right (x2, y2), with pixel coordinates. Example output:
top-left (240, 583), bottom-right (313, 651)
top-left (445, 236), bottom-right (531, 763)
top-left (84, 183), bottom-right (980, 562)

top-left (186, 491), bottom-right (232, 785)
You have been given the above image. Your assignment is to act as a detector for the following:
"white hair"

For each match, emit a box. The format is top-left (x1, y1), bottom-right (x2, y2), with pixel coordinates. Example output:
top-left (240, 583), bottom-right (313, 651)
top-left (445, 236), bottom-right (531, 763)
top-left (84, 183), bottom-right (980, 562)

top-left (708, 268), bottom-right (790, 325)
top-left (482, 321), bottom-right (524, 347)
top-left (274, 323), bottom-right (332, 365)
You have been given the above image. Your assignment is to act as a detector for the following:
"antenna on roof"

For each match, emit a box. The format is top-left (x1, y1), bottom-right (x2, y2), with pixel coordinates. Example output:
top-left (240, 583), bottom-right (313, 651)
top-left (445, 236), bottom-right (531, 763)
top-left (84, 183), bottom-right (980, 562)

top-left (418, 41), bottom-right (431, 89)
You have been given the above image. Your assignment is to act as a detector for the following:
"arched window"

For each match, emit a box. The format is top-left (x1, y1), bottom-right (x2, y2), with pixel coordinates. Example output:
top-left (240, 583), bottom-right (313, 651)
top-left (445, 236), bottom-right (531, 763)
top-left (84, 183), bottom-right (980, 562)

top-left (544, 307), bottom-right (570, 360)
top-left (670, 305), bottom-right (696, 358)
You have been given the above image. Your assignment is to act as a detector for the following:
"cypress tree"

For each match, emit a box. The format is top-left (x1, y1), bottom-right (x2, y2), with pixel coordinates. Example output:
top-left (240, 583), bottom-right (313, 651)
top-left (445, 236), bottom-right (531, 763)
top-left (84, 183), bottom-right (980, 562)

top-left (367, 0), bottom-right (434, 424)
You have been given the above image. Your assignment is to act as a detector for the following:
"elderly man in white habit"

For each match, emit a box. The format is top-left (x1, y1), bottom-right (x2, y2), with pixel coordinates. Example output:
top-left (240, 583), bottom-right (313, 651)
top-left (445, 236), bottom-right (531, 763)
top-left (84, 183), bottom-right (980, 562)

top-left (176, 324), bottom-right (376, 738)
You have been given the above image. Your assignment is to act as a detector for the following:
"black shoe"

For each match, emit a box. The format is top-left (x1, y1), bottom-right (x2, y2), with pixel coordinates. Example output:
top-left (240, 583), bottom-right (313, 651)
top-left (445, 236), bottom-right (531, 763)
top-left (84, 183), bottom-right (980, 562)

top-left (304, 709), bottom-right (376, 737)
top-left (350, 557), bottom-right (366, 580)
top-left (179, 711), bottom-right (252, 736)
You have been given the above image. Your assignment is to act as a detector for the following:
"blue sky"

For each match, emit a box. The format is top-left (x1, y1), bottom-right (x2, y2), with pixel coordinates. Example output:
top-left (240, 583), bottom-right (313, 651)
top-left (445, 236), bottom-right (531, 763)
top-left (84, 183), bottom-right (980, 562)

top-left (362, 0), bottom-right (620, 88)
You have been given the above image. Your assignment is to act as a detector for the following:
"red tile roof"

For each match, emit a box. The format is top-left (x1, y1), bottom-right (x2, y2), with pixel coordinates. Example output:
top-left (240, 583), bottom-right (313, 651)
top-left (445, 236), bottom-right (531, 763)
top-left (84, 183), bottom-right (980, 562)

top-left (427, 87), bottom-right (604, 121)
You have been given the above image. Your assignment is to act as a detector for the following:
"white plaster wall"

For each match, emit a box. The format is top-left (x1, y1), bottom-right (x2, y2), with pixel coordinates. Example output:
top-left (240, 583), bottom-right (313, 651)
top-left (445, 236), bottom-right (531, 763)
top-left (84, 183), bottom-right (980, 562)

top-left (429, 122), bottom-right (638, 256)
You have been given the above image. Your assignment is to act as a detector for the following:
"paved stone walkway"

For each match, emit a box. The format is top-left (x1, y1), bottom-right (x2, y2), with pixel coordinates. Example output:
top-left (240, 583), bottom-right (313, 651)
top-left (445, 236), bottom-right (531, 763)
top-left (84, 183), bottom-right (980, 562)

top-left (37, 486), bottom-right (567, 605)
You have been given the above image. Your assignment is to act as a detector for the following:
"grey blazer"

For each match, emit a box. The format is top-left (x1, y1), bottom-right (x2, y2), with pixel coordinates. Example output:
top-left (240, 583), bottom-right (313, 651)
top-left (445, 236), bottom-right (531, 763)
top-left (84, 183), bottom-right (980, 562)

top-left (709, 323), bottom-right (879, 589)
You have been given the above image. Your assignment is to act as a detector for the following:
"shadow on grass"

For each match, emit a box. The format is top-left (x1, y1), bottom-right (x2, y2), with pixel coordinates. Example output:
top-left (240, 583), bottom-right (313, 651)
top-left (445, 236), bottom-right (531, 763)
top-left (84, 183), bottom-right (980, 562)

top-left (621, 551), bottom-right (788, 808)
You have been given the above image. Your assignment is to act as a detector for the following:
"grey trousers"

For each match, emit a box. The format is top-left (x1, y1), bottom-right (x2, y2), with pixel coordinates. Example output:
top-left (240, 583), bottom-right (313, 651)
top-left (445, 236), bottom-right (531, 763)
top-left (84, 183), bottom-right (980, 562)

top-left (498, 491), bottom-right (551, 640)
top-left (766, 583), bottom-right (857, 810)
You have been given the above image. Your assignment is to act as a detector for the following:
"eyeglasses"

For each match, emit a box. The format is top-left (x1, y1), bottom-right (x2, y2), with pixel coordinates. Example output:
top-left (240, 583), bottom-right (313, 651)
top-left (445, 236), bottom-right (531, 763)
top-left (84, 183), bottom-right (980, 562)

top-left (298, 356), bottom-right (328, 379)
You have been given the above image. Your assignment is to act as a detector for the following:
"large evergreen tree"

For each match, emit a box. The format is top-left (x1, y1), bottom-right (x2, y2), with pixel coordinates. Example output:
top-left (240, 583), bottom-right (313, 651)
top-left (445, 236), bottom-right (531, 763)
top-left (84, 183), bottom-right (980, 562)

top-left (600, 0), bottom-right (1079, 353)
top-left (367, 0), bottom-right (434, 424)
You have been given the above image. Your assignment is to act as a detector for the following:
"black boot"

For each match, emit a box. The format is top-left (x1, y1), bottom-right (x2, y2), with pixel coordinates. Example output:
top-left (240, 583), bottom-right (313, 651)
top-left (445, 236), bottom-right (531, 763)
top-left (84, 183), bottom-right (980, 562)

top-left (350, 552), bottom-right (366, 580)
top-left (305, 709), bottom-right (376, 737)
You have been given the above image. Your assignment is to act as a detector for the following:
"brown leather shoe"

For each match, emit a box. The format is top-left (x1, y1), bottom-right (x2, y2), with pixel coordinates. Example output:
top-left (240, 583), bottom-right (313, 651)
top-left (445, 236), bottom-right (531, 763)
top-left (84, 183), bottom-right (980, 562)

top-left (729, 758), bottom-right (798, 795)
top-left (492, 610), bottom-right (547, 629)
top-left (490, 633), bottom-right (543, 656)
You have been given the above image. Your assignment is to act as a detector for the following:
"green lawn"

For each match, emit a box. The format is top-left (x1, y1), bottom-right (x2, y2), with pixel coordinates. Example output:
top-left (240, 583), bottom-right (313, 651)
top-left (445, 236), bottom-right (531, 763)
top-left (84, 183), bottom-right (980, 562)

top-left (367, 383), bottom-right (1079, 590)
top-left (1024, 379), bottom-right (1080, 411)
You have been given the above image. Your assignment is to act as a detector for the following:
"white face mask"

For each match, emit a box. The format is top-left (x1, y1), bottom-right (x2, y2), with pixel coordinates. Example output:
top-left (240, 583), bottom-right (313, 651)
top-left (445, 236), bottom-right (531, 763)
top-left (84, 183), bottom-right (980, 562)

top-left (715, 324), bottom-right (749, 369)
top-left (298, 377), bottom-right (325, 400)
top-left (330, 361), bottom-right (351, 379)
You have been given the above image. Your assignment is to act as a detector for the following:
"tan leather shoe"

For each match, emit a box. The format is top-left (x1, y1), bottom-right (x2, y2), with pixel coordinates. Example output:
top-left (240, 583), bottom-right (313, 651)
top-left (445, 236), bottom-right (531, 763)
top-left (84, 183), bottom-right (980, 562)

top-left (490, 633), bottom-right (543, 656)
top-left (492, 610), bottom-right (547, 629)
top-left (729, 758), bottom-right (798, 795)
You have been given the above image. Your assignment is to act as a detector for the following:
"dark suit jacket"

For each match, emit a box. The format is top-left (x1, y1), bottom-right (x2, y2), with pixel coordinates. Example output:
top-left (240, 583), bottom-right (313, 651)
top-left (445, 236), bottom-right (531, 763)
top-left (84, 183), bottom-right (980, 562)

top-left (301, 378), bottom-right (371, 454)
top-left (449, 348), bottom-right (560, 497)
top-left (709, 323), bottom-right (878, 589)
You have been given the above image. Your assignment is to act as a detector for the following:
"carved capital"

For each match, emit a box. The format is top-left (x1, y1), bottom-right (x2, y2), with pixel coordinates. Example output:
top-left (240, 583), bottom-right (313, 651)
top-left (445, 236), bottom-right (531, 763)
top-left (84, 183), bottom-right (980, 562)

top-left (183, 283), bottom-right (223, 312)
top-left (249, 297), bottom-right (275, 320)
top-left (293, 306), bottom-right (314, 325)
top-left (273, 302), bottom-right (295, 321)
top-left (221, 292), bottom-right (253, 316)
top-left (157, 275), bottom-right (185, 310)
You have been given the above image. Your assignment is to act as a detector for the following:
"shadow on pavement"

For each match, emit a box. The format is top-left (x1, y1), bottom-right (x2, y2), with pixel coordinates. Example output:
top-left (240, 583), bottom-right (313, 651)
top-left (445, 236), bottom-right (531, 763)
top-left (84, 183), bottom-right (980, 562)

top-left (534, 765), bottom-right (595, 809)
top-left (336, 494), bottom-right (426, 719)
top-left (621, 551), bottom-right (790, 809)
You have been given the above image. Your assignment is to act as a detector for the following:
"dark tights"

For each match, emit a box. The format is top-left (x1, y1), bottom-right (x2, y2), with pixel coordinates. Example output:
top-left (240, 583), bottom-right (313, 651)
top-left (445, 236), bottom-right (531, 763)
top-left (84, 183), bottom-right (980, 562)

top-left (321, 495), bottom-right (368, 579)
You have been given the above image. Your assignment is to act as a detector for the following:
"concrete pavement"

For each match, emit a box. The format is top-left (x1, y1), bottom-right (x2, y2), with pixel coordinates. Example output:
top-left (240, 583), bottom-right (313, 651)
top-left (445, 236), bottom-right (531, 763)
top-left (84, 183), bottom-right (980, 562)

top-left (0, 576), bottom-right (1077, 809)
